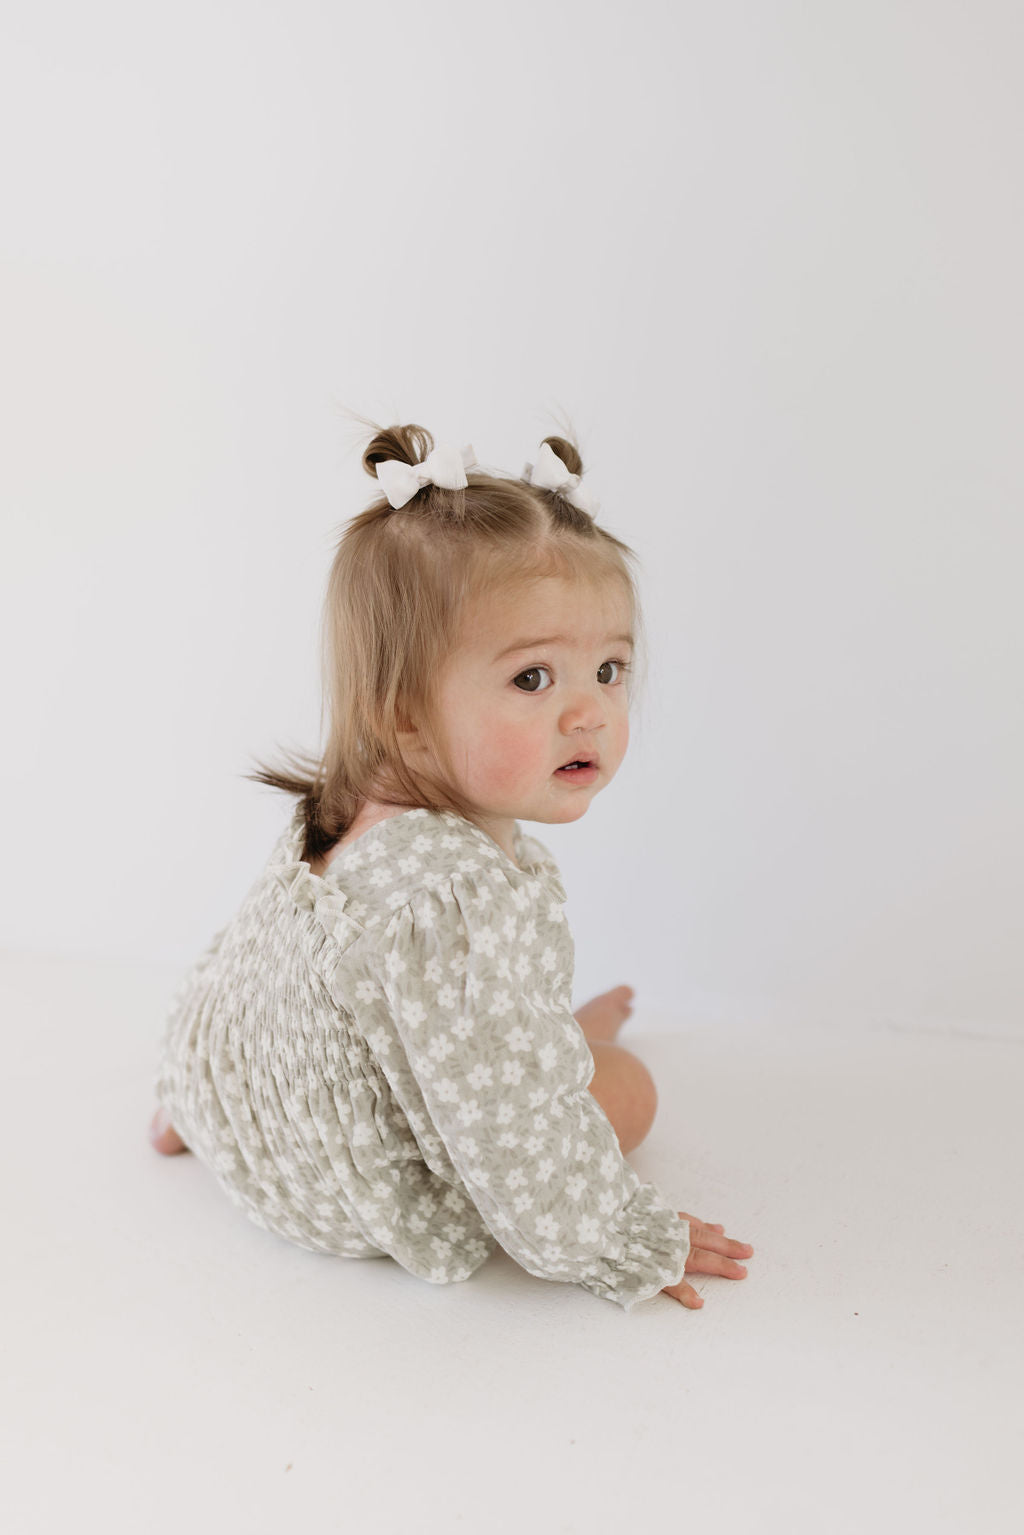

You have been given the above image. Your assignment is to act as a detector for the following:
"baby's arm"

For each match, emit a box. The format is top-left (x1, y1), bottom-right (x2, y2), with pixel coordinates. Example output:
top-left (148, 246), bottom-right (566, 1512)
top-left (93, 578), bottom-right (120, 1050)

top-left (379, 878), bottom-right (692, 1310)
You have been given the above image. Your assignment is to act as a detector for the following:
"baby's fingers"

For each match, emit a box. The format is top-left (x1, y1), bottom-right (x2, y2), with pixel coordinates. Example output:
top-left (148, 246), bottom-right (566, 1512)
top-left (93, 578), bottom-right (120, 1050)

top-left (686, 1246), bottom-right (749, 1280)
top-left (677, 1211), bottom-right (755, 1266)
top-left (660, 1276), bottom-right (704, 1309)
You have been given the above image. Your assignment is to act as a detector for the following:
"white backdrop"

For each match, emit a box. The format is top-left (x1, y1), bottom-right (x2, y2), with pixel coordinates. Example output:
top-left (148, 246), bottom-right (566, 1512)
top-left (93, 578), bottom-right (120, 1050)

top-left (2, 1), bottom-right (1021, 1039)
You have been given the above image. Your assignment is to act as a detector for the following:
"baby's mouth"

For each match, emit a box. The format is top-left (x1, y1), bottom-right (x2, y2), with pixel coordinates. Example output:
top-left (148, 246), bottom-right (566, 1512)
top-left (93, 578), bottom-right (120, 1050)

top-left (554, 756), bottom-right (599, 776)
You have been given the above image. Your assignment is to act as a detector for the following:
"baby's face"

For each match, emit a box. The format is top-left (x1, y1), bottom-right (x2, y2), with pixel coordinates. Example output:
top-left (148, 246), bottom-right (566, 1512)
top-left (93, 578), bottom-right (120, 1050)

top-left (426, 575), bottom-right (634, 857)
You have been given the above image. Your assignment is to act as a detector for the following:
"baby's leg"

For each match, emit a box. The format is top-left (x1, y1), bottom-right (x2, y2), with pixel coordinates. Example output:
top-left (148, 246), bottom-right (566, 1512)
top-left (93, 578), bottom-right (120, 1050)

top-left (586, 1041), bottom-right (658, 1155)
top-left (149, 1106), bottom-right (189, 1155)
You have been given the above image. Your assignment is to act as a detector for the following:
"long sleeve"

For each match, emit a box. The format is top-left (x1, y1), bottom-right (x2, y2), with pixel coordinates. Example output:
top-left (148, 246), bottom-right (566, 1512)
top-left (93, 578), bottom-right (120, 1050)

top-left (375, 869), bottom-right (691, 1311)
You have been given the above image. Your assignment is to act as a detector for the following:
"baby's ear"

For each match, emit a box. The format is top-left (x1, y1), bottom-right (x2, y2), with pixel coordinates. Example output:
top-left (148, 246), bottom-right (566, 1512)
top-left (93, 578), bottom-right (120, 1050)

top-left (393, 700), bottom-right (418, 738)
top-left (394, 708), bottom-right (428, 760)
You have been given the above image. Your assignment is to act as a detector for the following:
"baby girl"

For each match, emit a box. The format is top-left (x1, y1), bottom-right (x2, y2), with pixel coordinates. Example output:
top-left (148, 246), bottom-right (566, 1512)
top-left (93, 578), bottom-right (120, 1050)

top-left (149, 422), bottom-right (754, 1312)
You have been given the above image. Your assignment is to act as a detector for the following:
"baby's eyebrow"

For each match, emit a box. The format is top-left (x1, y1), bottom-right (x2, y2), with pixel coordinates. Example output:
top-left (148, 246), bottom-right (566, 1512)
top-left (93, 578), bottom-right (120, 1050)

top-left (492, 632), bottom-right (635, 662)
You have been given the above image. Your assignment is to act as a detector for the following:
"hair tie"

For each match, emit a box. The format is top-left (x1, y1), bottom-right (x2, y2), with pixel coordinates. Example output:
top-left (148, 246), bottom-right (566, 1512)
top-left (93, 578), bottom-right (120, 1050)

top-left (375, 442), bottom-right (478, 509)
top-left (521, 442), bottom-right (599, 515)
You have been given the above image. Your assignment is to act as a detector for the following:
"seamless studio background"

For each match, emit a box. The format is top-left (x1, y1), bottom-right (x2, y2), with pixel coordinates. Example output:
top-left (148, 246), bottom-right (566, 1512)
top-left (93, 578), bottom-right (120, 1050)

top-left (1, 5), bottom-right (1022, 1534)
top-left (2, 2), bottom-right (1021, 1041)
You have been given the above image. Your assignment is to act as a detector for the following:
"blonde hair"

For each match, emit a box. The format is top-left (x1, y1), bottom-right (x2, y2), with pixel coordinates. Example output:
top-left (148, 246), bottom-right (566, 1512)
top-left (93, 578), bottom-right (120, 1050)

top-left (245, 418), bottom-right (648, 865)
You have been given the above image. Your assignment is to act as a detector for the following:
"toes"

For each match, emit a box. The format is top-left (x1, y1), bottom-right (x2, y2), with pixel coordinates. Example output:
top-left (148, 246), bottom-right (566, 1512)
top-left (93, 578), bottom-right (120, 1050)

top-left (152, 1126), bottom-right (189, 1155)
top-left (150, 1107), bottom-right (188, 1155)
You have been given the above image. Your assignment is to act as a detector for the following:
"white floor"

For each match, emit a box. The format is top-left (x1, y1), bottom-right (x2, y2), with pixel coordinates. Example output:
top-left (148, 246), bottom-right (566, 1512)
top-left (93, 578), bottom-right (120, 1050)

top-left (2, 945), bottom-right (1021, 1535)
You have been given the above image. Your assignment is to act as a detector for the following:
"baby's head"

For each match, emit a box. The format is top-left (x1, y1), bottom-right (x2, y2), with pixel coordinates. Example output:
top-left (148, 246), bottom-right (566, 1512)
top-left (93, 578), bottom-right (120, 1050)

top-left (253, 419), bottom-right (646, 862)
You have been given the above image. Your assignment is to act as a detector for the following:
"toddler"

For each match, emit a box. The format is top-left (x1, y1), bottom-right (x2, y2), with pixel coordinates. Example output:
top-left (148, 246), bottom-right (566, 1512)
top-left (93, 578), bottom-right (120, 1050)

top-left (149, 421), bottom-right (754, 1312)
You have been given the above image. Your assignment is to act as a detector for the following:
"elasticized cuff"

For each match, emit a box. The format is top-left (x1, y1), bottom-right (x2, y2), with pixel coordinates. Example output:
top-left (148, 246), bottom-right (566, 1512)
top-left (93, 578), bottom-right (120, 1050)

top-left (580, 1182), bottom-right (692, 1312)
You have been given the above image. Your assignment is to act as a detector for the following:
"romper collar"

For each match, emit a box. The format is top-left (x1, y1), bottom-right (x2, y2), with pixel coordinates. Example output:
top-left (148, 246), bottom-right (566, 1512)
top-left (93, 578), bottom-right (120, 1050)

top-left (269, 800), bottom-right (568, 915)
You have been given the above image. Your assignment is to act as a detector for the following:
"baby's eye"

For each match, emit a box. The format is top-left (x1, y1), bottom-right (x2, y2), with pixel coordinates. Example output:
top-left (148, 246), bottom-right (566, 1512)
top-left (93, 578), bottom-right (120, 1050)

top-left (513, 666), bottom-right (553, 693)
top-left (512, 659), bottom-right (632, 693)
top-left (598, 659), bottom-right (631, 685)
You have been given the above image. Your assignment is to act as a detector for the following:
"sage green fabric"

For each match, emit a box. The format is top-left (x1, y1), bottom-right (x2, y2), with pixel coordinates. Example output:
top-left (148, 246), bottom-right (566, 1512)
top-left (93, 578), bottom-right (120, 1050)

top-left (154, 803), bottom-right (691, 1310)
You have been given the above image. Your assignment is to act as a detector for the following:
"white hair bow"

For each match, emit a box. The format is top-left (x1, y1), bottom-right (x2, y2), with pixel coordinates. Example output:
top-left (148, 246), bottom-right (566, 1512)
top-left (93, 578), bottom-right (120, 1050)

top-left (521, 441), bottom-right (599, 515)
top-left (375, 441), bottom-right (478, 509)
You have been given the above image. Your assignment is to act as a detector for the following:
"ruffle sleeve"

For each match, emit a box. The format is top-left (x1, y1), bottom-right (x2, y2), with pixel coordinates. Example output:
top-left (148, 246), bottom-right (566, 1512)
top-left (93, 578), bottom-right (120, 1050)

top-left (374, 865), bottom-right (691, 1311)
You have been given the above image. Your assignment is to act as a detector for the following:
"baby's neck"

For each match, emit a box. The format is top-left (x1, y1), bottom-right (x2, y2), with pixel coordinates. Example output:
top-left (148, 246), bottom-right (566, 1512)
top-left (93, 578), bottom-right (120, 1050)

top-left (308, 800), bottom-right (407, 876)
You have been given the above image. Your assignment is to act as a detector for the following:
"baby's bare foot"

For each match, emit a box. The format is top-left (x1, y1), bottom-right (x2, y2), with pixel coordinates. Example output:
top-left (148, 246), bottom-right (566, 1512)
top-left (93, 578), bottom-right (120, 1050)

top-left (574, 984), bottom-right (635, 1043)
top-left (149, 1106), bottom-right (189, 1155)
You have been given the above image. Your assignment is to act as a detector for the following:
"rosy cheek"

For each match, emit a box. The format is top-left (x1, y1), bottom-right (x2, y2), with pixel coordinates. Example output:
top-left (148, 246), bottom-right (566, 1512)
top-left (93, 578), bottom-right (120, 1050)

top-left (486, 728), bottom-right (538, 788)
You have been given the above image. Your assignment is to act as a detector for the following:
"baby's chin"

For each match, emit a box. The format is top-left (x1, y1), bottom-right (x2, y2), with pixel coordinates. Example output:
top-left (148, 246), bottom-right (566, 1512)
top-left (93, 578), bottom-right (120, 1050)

top-left (520, 787), bottom-right (602, 825)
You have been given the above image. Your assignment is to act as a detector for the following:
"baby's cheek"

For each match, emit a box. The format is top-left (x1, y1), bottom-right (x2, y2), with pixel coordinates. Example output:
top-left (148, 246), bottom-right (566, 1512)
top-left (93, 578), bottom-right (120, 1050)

top-left (486, 731), bottom-right (538, 791)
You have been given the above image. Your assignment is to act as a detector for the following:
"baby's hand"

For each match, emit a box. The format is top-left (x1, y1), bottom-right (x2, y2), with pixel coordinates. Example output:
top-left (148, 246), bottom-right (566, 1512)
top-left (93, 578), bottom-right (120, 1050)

top-left (660, 1211), bottom-right (754, 1310)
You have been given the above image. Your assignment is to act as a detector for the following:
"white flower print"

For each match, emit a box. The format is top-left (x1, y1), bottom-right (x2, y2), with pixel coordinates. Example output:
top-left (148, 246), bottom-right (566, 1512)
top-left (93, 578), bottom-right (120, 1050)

top-left (401, 999), bottom-right (427, 1031)
top-left (471, 925), bottom-right (499, 958)
top-left (503, 1024), bottom-right (534, 1053)
top-left (465, 971), bottom-right (484, 1002)
top-left (598, 1189), bottom-right (620, 1217)
top-left (384, 949), bottom-right (408, 981)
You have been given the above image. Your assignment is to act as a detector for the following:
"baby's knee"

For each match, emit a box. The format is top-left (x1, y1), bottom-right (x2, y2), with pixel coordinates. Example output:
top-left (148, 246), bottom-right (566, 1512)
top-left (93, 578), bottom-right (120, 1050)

top-left (588, 1042), bottom-right (658, 1154)
top-left (621, 1049), bottom-right (658, 1140)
